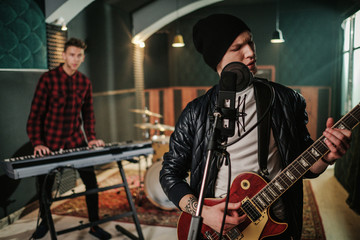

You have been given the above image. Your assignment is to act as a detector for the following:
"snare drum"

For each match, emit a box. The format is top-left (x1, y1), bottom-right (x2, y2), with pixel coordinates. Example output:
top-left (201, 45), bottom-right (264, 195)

top-left (144, 161), bottom-right (176, 210)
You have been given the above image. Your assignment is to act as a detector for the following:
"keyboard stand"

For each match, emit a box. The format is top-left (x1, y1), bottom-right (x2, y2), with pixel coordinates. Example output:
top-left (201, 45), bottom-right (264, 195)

top-left (42, 160), bottom-right (144, 240)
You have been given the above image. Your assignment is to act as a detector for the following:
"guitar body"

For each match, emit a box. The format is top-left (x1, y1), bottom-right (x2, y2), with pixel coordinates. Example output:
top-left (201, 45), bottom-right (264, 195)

top-left (177, 172), bottom-right (288, 240)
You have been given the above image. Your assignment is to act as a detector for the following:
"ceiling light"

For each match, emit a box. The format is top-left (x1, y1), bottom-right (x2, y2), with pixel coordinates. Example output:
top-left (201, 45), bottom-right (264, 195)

top-left (271, 0), bottom-right (285, 43)
top-left (61, 23), bottom-right (67, 31)
top-left (53, 17), bottom-right (67, 31)
top-left (132, 39), bottom-right (145, 48)
top-left (172, 0), bottom-right (185, 48)
top-left (271, 29), bottom-right (284, 43)
top-left (172, 34), bottom-right (185, 47)
top-left (138, 41), bottom-right (145, 48)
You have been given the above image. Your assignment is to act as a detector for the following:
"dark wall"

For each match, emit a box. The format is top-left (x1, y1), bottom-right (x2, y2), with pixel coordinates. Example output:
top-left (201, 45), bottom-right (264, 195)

top-left (0, 0), bottom-right (48, 221)
top-left (65, 1), bottom-right (171, 142)
top-left (165, 0), bottom-right (350, 87)
top-left (164, 0), bottom-right (359, 119)
top-left (144, 32), bottom-right (170, 89)
top-left (69, 1), bottom-right (134, 92)
top-left (0, 70), bottom-right (45, 220)
top-left (66, 1), bottom-right (139, 143)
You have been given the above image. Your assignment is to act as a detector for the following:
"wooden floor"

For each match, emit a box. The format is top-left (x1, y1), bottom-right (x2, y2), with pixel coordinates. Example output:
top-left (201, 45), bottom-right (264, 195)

top-left (309, 167), bottom-right (360, 240)
top-left (0, 166), bottom-right (359, 240)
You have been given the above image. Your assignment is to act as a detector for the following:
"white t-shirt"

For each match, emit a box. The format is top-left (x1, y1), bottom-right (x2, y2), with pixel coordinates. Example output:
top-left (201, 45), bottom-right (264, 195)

top-left (214, 84), bottom-right (282, 198)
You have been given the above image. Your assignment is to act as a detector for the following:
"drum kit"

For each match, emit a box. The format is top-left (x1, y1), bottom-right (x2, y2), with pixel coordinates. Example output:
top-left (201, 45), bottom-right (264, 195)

top-left (130, 108), bottom-right (176, 210)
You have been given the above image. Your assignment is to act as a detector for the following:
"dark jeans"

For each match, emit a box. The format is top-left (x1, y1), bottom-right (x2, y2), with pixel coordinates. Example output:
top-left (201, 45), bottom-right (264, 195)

top-left (37, 166), bottom-right (99, 222)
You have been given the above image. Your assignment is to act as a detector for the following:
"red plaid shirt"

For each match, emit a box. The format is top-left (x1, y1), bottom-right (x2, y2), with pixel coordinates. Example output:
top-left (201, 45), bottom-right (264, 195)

top-left (27, 65), bottom-right (96, 150)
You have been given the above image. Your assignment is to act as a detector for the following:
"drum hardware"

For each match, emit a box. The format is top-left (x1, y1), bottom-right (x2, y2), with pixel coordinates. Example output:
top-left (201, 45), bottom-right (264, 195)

top-left (151, 134), bottom-right (170, 143)
top-left (124, 132), bottom-right (171, 209)
top-left (131, 107), bottom-right (163, 140)
top-left (134, 122), bottom-right (175, 132)
top-left (129, 107), bottom-right (176, 209)
top-left (124, 136), bottom-right (171, 209)
top-left (129, 155), bottom-right (151, 207)
top-left (130, 108), bottom-right (163, 118)
top-left (151, 134), bottom-right (170, 163)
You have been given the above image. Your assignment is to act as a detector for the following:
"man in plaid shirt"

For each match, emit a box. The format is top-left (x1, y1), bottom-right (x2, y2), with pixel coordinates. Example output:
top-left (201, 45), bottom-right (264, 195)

top-left (27, 38), bottom-right (111, 240)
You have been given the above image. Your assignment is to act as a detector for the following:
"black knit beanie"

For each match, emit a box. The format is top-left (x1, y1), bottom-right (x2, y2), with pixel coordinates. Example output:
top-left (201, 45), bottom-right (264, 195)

top-left (193, 14), bottom-right (251, 71)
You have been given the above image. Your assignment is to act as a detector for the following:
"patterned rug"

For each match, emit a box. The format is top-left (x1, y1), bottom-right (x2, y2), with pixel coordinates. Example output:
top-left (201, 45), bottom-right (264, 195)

top-left (302, 180), bottom-right (326, 240)
top-left (52, 169), bottom-right (180, 227)
top-left (52, 171), bottom-right (325, 239)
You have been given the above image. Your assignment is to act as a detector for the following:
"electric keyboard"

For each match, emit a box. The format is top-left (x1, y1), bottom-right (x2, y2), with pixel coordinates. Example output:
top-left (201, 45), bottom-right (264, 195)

top-left (1, 141), bottom-right (153, 180)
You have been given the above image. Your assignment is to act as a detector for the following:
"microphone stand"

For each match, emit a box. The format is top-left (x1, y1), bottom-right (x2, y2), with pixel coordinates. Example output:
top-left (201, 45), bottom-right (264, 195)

top-left (187, 62), bottom-right (244, 239)
top-left (187, 112), bottom-right (223, 240)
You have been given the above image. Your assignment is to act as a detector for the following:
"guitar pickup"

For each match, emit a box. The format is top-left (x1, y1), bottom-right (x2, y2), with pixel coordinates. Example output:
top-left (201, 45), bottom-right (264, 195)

top-left (241, 197), bottom-right (264, 224)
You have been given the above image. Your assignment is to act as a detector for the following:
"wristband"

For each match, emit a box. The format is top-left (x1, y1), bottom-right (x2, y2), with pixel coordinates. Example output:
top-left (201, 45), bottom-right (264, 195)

top-left (321, 158), bottom-right (336, 165)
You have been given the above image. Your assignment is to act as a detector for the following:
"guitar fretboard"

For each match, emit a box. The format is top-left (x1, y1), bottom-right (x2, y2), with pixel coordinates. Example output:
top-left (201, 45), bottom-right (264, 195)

top-left (244, 103), bottom-right (360, 216)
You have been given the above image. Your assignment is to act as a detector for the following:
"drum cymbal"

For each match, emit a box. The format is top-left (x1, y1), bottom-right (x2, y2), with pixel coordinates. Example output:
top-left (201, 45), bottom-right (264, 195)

top-left (134, 123), bottom-right (154, 130)
top-left (134, 123), bottom-right (175, 131)
top-left (130, 109), bottom-right (162, 118)
top-left (152, 134), bottom-right (170, 143)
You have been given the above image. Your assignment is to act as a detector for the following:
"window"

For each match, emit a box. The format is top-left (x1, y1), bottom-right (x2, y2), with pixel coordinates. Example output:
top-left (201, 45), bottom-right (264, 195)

top-left (341, 10), bottom-right (360, 114)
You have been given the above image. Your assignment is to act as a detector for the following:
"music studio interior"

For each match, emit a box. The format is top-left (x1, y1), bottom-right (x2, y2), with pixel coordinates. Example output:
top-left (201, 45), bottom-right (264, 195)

top-left (1, 0), bottom-right (360, 239)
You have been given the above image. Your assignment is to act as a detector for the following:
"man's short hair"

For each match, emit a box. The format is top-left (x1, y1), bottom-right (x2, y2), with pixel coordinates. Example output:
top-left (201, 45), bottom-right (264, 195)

top-left (64, 38), bottom-right (87, 52)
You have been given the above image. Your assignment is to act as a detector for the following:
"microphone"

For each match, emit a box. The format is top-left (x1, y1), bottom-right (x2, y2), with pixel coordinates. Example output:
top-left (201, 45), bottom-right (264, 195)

top-left (217, 69), bottom-right (237, 138)
top-left (216, 62), bottom-right (253, 139)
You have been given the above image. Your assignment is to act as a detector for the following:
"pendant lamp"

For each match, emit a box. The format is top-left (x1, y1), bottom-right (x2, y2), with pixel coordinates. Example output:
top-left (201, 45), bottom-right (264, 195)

top-left (271, 0), bottom-right (285, 43)
top-left (172, 0), bottom-right (185, 48)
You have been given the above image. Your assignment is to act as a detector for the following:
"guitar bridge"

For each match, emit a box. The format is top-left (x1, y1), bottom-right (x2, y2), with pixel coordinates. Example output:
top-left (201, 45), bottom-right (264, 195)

top-left (241, 197), bottom-right (264, 224)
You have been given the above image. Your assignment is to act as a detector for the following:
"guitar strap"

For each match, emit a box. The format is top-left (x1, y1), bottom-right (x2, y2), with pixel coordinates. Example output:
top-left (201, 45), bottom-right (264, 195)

top-left (253, 79), bottom-right (273, 178)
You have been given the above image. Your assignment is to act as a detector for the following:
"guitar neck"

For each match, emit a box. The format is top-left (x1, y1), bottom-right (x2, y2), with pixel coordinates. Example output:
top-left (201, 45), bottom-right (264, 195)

top-left (249, 103), bottom-right (360, 213)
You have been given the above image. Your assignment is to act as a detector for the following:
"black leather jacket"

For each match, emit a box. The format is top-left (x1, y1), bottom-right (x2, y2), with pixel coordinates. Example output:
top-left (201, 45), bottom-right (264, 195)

top-left (160, 78), bottom-right (318, 239)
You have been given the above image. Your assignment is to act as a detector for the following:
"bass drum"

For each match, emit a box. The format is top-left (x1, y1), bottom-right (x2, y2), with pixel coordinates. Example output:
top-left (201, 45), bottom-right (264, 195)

top-left (144, 161), bottom-right (176, 210)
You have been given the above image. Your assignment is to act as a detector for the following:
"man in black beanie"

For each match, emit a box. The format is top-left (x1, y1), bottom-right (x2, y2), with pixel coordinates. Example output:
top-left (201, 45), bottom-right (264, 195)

top-left (193, 14), bottom-right (252, 72)
top-left (160, 13), bottom-right (351, 240)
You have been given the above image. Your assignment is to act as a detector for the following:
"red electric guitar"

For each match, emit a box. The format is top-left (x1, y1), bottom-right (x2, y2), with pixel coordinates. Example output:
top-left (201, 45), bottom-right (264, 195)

top-left (177, 103), bottom-right (360, 240)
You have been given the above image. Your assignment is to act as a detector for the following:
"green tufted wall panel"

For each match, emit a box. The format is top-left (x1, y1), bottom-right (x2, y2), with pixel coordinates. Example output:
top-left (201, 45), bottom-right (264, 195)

top-left (0, 0), bottom-right (47, 69)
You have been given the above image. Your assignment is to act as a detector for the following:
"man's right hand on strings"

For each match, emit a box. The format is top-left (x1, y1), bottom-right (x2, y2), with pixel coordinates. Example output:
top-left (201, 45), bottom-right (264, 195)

top-left (202, 201), bottom-right (247, 233)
